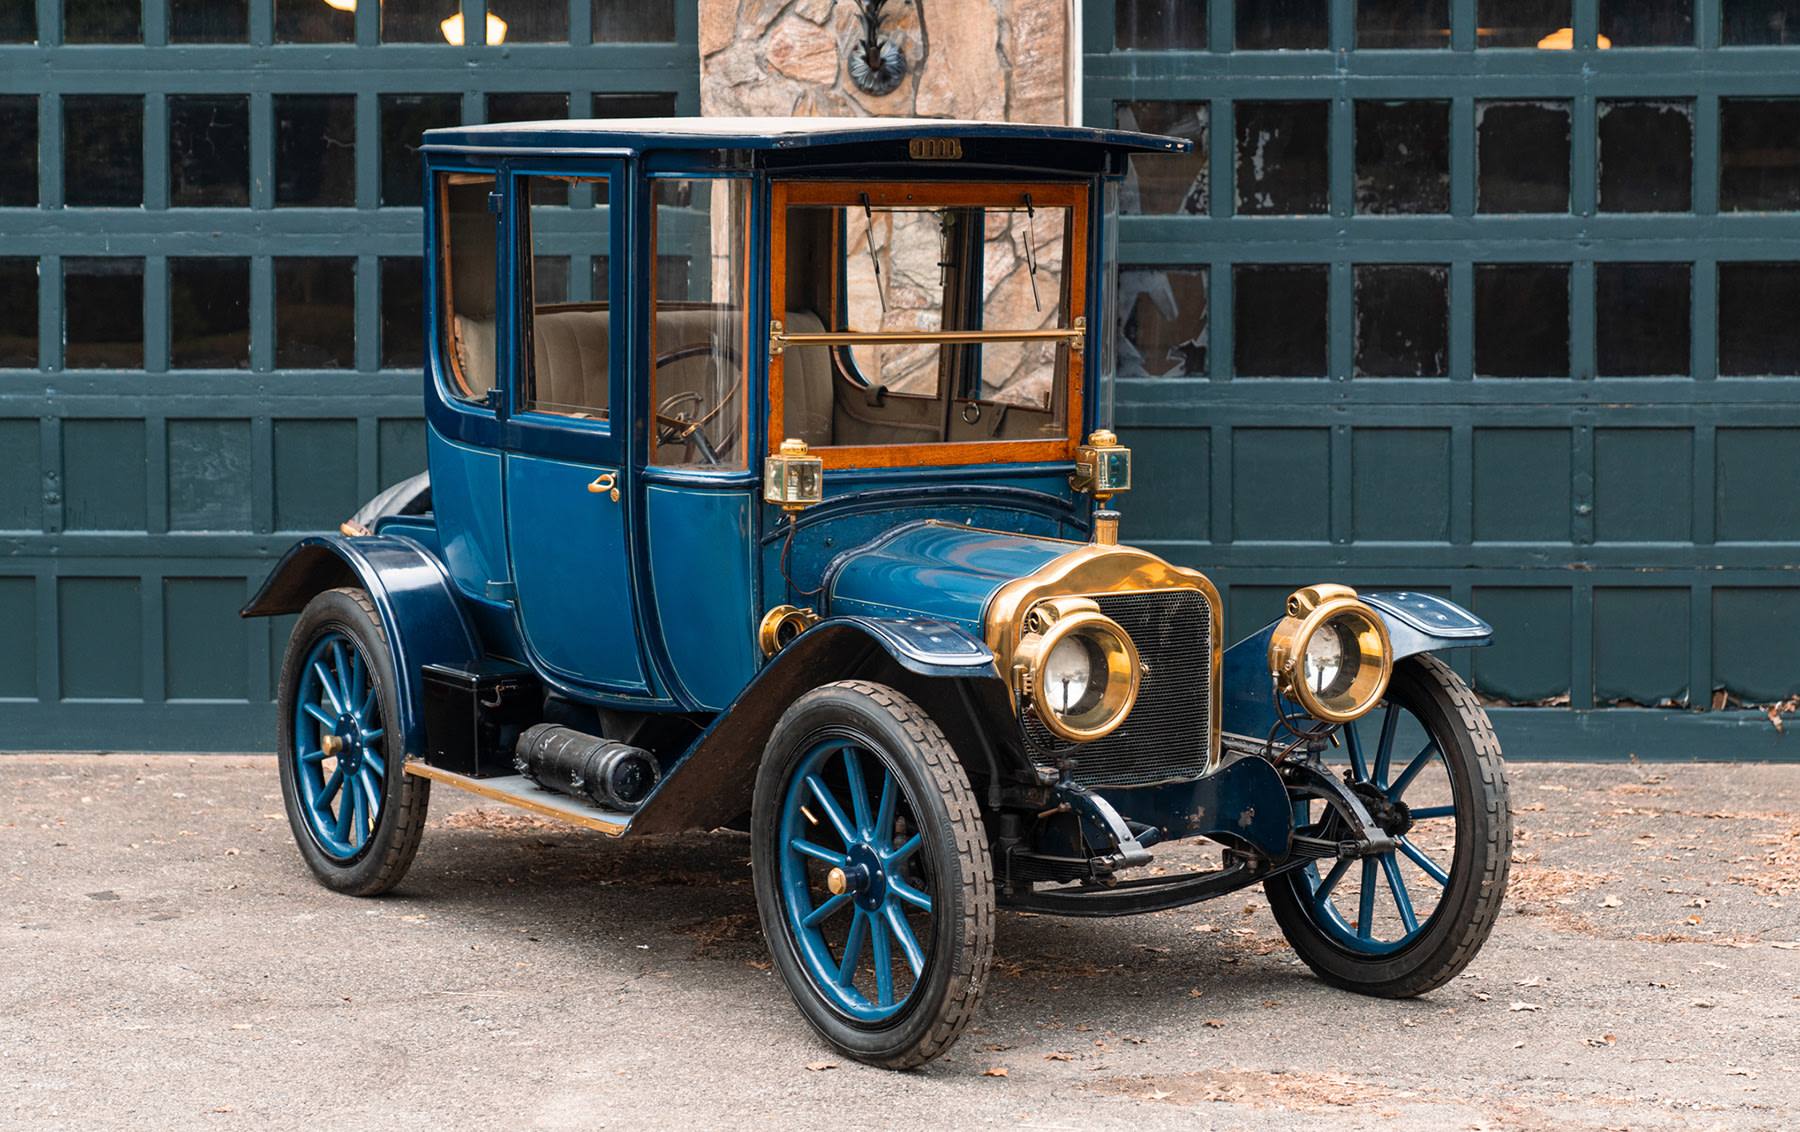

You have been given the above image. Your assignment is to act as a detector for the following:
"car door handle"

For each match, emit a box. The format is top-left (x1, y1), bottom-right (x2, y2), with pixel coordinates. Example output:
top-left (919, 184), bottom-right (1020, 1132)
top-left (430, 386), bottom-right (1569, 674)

top-left (587, 472), bottom-right (619, 501)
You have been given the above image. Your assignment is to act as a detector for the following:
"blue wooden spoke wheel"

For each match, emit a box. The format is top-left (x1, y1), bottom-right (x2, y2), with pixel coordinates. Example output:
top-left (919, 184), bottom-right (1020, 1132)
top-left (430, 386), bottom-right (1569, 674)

top-left (752, 681), bottom-right (994, 1069)
top-left (1265, 654), bottom-right (1512, 996)
top-left (276, 587), bottom-right (429, 896)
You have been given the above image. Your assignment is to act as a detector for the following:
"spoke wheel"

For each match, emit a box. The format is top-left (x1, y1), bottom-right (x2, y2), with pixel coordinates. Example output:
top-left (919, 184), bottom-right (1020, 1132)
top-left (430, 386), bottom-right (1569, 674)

top-left (1265, 653), bottom-right (1510, 997)
top-left (277, 587), bottom-right (428, 896)
top-left (752, 681), bottom-right (993, 1069)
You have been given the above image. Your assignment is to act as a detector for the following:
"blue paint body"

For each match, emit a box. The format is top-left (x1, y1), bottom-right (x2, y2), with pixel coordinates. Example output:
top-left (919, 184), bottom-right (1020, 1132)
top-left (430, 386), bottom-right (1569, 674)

top-left (242, 120), bottom-right (1490, 905)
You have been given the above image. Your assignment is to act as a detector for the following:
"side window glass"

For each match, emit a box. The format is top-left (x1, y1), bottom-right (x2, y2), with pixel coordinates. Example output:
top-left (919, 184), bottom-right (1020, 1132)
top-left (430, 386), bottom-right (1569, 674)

top-left (651, 177), bottom-right (749, 469)
top-left (439, 172), bottom-right (497, 402)
top-left (521, 174), bottom-right (611, 420)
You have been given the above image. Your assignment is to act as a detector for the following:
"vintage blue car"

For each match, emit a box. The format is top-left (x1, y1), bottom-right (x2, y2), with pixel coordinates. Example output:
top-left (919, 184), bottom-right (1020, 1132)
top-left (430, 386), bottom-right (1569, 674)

top-left (242, 117), bottom-right (1511, 1069)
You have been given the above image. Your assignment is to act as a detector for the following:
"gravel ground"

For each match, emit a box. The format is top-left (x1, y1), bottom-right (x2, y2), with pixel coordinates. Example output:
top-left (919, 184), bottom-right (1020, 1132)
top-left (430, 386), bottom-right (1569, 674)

top-left (4, 754), bottom-right (1797, 1132)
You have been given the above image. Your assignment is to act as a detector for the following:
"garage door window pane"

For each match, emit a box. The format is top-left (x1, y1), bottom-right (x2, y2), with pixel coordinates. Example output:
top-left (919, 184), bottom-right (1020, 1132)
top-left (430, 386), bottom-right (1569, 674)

top-left (1236, 0), bottom-right (1328, 49)
top-left (1355, 100), bottom-right (1449, 214)
top-left (1357, 0), bottom-right (1448, 48)
top-left (1721, 100), bottom-right (1800, 212)
top-left (488, 0), bottom-right (565, 42)
top-left (276, 95), bottom-right (356, 208)
top-left (275, 0), bottom-right (351, 42)
top-left (1475, 264), bottom-right (1568, 377)
top-left (1598, 100), bottom-right (1692, 213)
top-left (1117, 0), bottom-right (1206, 49)
top-left (1354, 264), bottom-right (1448, 377)
top-left (381, 0), bottom-right (451, 42)
top-left (381, 94), bottom-right (461, 207)
top-left (65, 258), bottom-right (144, 370)
top-left (276, 257), bottom-right (355, 369)
top-left (592, 92), bottom-right (677, 118)
top-left (1724, 1), bottom-right (1800, 44)
top-left (1235, 264), bottom-right (1327, 377)
top-left (170, 95), bottom-right (249, 208)
top-left (1596, 263), bottom-right (1690, 377)
top-left (170, 258), bottom-right (250, 369)
top-left (382, 257), bottom-right (425, 370)
top-left (1118, 267), bottom-right (1208, 378)
top-left (1477, 100), bottom-right (1570, 213)
top-left (0, 96), bottom-right (37, 207)
top-left (1235, 101), bottom-right (1329, 215)
top-left (1719, 263), bottom-right (1800, 376)
top-left (169, 0), bottom-right (245, 41)
top-left (64, 95), bottom-right (144, 207)
top-left (65, 0), bottom-right (139, 42)
top-left (593, 0), bottom-right (672, 41)
top-left (0, 0), bottom-right (35, 40)
top-left (1477, 0), bottom-right (1569, 47)
top-left (1117, 102), bottom-right (1208, 215)
top-left (0, 258), bottom-right (37, 368)
top-left (1600, 0), bottom-right (1693, 45)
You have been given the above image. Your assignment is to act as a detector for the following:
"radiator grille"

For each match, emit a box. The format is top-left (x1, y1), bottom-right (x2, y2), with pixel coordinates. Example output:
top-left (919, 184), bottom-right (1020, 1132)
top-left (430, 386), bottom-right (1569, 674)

top-left (1023, 588), bottom-right (1213, 787)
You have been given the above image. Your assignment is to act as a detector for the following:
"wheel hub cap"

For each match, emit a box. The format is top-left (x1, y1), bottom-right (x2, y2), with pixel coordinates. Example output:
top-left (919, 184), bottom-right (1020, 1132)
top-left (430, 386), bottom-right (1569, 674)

top-left (843, 842), bottom-right (888, 911)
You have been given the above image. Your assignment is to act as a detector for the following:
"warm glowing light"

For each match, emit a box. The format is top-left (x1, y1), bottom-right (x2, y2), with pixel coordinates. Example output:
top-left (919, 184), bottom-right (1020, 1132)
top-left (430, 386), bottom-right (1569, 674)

top-left (440, 11), bottom-right (507, 44)
top-left (321, 0), bottom-right (355, 11)
top-left (1537, 27), bottom-right (1611, 49)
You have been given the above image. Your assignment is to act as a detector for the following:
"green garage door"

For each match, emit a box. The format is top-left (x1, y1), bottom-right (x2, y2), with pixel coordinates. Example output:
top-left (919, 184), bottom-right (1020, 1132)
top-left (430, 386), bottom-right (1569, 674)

top-left (0, 0), bottom-right (696, 749)
top-left (1092, 0), bottom-right (1800, 758)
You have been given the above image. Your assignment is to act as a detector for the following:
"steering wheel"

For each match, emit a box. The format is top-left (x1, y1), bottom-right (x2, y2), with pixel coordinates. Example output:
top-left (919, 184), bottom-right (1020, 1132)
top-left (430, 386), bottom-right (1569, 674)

top-left (653, 340), bottom-right (744, 465)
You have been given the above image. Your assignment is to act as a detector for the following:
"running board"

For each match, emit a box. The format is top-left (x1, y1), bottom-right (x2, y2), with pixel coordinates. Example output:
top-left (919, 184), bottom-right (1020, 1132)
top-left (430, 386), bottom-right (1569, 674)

top-left (404, 761), bottom-right (632, 837)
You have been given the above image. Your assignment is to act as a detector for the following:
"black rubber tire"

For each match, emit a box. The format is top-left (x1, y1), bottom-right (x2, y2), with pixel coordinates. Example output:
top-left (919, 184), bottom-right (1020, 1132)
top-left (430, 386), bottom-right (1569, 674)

top-left (276, 586), bottom-right (430, 896)
top-left (751, 680), bottom-right (995, 1069)
top-left (1264, 653), bottom-right (1511, 997)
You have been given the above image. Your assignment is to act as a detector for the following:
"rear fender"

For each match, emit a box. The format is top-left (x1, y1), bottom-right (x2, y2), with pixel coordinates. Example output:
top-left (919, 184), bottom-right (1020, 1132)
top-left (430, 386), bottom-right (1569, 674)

top-left (628, 617), bottom-right (1034, 835)
top-left (241, 534), bottom-right (482, 759)
top-left (1222, 592), bottom-right (1491, 741)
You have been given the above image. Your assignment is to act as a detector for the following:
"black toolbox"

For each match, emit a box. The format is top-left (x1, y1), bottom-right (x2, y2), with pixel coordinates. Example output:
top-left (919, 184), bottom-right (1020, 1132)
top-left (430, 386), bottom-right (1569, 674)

top-left (421, 661), bottom-right (543, 777)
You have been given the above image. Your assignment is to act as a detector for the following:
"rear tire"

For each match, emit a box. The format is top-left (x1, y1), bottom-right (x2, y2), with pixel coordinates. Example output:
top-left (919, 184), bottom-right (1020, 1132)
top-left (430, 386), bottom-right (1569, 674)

top-left (1264, 653), bottom-right (1510, 997)
top-left (276, 587), bottom-right (429, 896)
top-left (751, 681), bottom-right (994, 1069)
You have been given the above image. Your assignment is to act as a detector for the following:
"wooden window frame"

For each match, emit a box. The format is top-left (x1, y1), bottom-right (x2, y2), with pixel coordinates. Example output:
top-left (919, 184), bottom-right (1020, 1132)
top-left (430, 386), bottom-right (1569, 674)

top-left (437, 170), bottom-right (496, 403)
top-left (769, 179), bottom-right (1089, 471)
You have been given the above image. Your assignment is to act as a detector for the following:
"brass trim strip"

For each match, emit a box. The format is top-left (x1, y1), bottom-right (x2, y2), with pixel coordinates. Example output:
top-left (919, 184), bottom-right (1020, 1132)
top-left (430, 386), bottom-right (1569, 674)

top-left (770, 324), bottom-right (1085, 356)
top-left (404, 761), bottom-right (630, 836)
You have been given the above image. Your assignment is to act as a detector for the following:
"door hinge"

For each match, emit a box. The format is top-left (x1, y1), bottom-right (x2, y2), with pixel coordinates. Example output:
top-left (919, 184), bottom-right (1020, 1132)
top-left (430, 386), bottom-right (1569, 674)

top-left (487, 191), bottom-right (503, 213)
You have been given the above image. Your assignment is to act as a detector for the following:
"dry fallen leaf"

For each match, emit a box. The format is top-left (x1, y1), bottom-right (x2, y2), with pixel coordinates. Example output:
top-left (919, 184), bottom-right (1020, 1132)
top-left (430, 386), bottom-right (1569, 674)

top-left (1191, 924), bottom-right (1220, 933)
top-left (985, 1044), bottom-right (1013, 1051)
top-left (1772, 942), bottom-right (1800, 950)
top-left (1203, 1019), bottom-right (1226, 1028)
top-left (1472, 991), bottom-right (1492, 1001)
top-left (1146, 1090), bottom-right (1173, 1100)
top-left (1516, 976), bottom-right (1544, 987)
top-left (983, 1067), bottom-right (1009, 1078)
top-left (1690, 1000), bottom-right (1717, 1009)
top-left (1509, 1002), bottom-right (1544, 1012)
top-left (1188, 988), bottom-right (1204, 998)
top-left (1600, 895), bottom-right (1623, 908)
top-left (1686, 914), bottom-right (1704, 925)
top-left (745, 960), bottom-right (771, 970)
top-left (1044, 1053), bottom-right (1074, 1061)
top-left (804, 1061), bottom-right (838, 1072)
top-left (1583, 1034), bottom-right (1618, 1047)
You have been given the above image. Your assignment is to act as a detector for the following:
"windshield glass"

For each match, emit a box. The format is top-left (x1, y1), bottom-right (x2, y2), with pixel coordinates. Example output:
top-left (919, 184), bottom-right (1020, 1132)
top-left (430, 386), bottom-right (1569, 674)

top-left (773, 181), bottom-right (1088, 468)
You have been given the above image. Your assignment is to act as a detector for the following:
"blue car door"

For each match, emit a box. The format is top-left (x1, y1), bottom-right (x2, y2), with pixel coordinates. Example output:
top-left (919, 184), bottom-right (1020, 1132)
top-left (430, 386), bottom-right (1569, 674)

top-left (499, 164), bottom-right (651, 695)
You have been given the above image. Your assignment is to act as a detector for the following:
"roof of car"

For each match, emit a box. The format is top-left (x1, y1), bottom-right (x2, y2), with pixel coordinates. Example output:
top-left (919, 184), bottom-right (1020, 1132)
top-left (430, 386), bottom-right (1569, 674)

top-left (421, 116), bottom-right (1190, 156)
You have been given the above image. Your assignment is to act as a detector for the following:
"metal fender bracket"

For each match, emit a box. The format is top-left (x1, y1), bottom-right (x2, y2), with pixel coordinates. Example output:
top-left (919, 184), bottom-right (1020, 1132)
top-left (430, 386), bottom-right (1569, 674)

top-left (1278, 760), bottom-right (1398, 859)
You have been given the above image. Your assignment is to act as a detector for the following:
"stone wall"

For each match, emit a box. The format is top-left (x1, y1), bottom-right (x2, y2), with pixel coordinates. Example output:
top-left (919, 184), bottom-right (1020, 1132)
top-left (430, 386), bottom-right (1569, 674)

top-left (699, 0), bottom-right (1069, 124)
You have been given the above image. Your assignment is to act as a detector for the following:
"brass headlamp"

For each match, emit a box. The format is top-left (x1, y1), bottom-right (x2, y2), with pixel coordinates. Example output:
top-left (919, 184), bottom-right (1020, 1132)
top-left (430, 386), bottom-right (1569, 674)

top-left (1012, 597), bottom-right (1141, 743)
top-left (1267, 584), bottom-right (1393, 723)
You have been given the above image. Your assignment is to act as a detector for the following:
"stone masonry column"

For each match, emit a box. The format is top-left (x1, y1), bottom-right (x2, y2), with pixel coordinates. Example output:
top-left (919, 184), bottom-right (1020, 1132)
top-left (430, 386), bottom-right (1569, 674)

top-left (699, 0), bottom-right (1071, 124)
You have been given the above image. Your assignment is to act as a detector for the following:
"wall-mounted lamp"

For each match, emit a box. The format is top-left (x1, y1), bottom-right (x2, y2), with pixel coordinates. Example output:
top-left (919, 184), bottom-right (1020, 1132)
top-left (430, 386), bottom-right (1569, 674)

top-left (1536, 27), bottom-right (1611, 49)
top-left (321, 0), bottom-right (355, 10)
top-left (440, 10), bottom-right (507, 44)
top-left (847, 0), bottom-right (906, 96)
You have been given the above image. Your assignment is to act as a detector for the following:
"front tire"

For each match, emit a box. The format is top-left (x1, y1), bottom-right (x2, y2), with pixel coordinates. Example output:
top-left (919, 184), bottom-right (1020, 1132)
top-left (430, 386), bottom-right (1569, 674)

top-left (1265, 653), bottom-right (1510, 997)
top-left (276, 587), bottom-right (429, 896)
top-left (751, 681), bottom-right (994, 1069)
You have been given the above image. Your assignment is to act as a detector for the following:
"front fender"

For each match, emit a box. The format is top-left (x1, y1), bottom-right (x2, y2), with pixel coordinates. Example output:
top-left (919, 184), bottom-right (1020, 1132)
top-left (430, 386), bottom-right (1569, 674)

top-left (241, 534), bottom-right (481, 759)
top-left (1222, 592), bottom-right (1491, 740)
top-left (628, 616), bottom-right (1023, 835)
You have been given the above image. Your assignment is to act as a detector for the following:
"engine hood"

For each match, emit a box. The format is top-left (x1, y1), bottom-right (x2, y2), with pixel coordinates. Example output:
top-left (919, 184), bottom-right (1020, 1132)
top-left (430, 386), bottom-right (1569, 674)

top-left (823, 521), bottom-right (1077, 635)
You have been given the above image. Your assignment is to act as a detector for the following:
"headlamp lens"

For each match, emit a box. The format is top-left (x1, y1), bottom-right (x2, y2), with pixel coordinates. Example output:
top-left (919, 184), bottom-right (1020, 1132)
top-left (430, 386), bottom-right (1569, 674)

top-left (1044, 633), bottom-right (1104, 716)
top-left (1304, 620), bottom-right (1358, 698)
